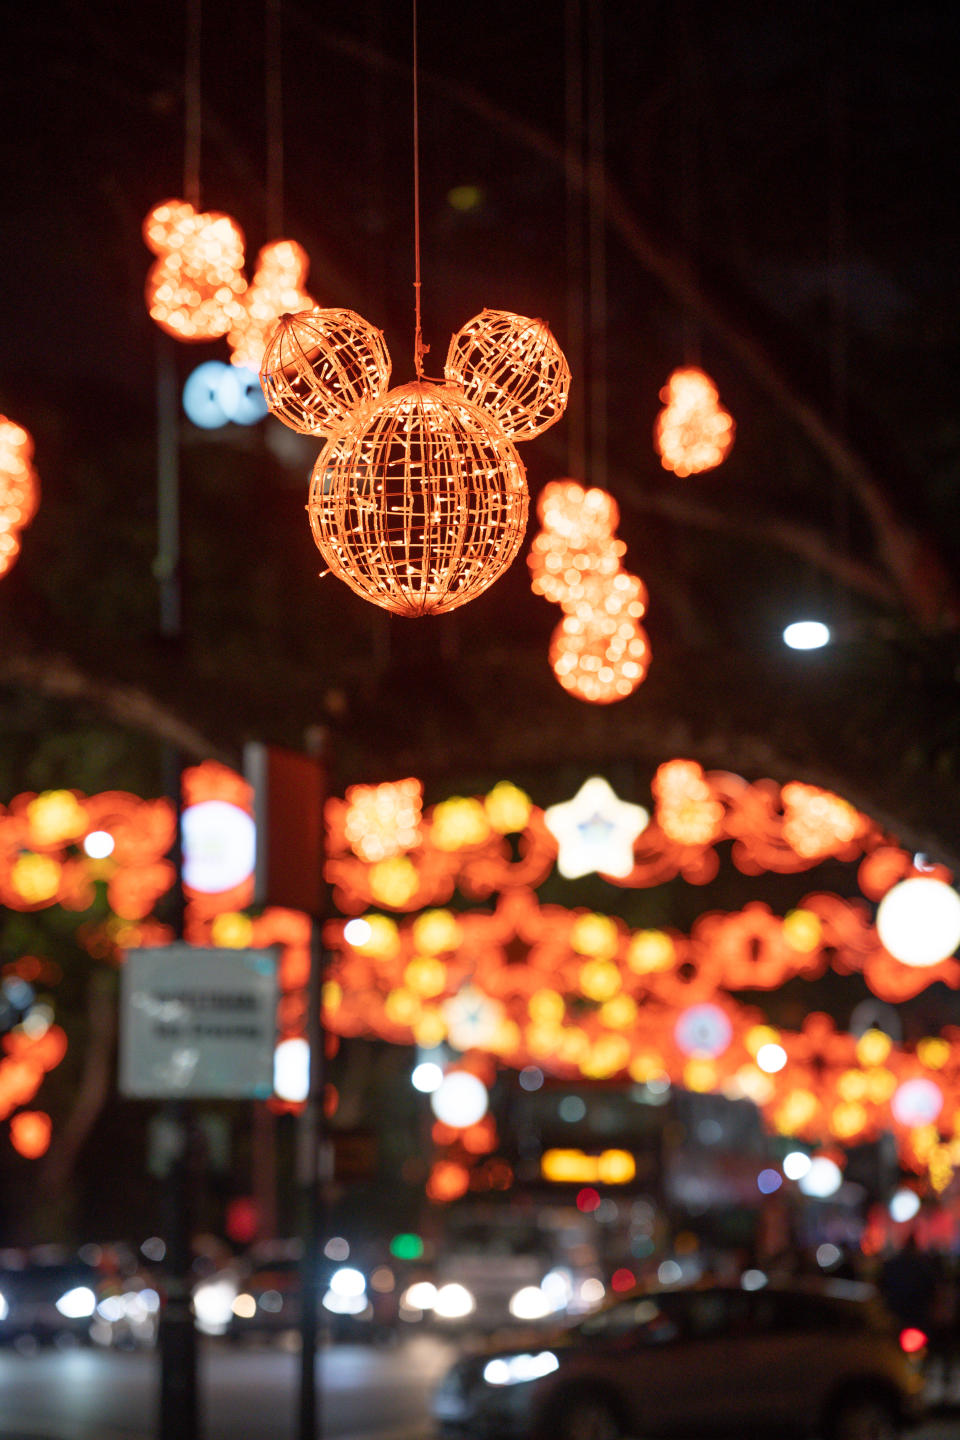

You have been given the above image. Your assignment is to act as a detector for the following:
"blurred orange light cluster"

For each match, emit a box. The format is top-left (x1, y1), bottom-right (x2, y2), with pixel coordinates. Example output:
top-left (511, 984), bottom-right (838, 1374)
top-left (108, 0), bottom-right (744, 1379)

top-left (782, 782), bottom-right (862, 859)
top-left (528, 480), bottom-right (650, 703)
top-left (227, 240), bottom-right (315, 370)
top-left (143, 199), bottom-right (316, 367)
top-left (0, 416), bottom-right (40, 579)
top-left (653, 760), bottom-right (724, 847)
top-left (654, 367), bottom-right (735, 476)
top-left (143, 200), bottom-right (248, 341)
top-left (342, 778), bottom-right (423, 863)
top-left (9, 1109), bottom-right (51, 1159)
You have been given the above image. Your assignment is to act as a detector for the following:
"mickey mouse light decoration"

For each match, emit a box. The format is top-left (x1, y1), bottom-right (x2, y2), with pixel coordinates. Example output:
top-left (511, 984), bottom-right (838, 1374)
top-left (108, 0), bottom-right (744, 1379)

top-left (654, 366), bottom-right (735, 477)
top-left (260, 306), bottom-right (570, 616)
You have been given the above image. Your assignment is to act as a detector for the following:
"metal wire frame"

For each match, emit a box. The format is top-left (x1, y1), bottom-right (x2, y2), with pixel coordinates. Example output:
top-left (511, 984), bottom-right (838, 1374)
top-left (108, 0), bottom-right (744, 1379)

top-left (444, 309), bottom-right (571, 440)
top-left (260, 308), bottom-right (392, 436)
top-left (307, 381), bottom-right (529, 617)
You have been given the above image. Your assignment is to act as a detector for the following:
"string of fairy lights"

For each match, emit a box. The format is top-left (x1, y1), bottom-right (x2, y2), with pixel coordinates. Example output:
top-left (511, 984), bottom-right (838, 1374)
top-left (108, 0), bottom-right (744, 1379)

top-left (4, 762), bottom-right (960, 1209)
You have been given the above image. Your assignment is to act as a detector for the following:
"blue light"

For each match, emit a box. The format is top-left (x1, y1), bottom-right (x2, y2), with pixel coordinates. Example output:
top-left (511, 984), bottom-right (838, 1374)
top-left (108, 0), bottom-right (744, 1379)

top-left (757, 1168), bottom-right (782, 1194)
top-left (183, 361), bottom-right (268, 429)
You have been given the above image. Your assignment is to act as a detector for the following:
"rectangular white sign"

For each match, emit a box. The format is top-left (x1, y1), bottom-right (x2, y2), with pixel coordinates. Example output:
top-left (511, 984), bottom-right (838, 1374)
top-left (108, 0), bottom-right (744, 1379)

top-left (119, 945), bottom-right (278, 1100)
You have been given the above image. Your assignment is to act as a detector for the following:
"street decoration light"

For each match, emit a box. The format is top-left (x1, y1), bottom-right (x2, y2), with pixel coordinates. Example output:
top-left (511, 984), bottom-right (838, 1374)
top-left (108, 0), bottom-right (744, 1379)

top-left (143, 199), bottom-right (248, 341)
top-left (0, 415), bottom-right (40, 579)
top-left (876, 876), bottom-right (960, 967)
top-left (544, 776), bottom-right (650, 879)
top-left (5, 761), bottom-right (960, 1191)
top-left (654, 366), bottom-right (735, 476)
top-left (260, 308), bottom-right (567, 617)
top-left (528, 481), bottom-right (650, 702)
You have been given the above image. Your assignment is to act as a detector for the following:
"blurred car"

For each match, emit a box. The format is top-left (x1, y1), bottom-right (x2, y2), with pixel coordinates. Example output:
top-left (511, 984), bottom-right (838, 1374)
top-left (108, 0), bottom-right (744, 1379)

top-left (431, 1277), bottom-right (926, 1440)
top-left (0, 1247), bottom-right (101, 1346)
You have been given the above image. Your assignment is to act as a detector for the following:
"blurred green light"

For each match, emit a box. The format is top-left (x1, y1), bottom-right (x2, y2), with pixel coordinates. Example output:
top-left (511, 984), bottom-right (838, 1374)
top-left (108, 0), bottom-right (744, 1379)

top-left (390, 1232), bottom-right (424, 1260)
top-left (447, 185), bottom-right (483, 213)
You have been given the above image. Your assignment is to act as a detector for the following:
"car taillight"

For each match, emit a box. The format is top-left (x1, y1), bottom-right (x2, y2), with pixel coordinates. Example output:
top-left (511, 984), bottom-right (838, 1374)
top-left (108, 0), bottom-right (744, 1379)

top-left (900, 1327), bottom-right (927, 1354)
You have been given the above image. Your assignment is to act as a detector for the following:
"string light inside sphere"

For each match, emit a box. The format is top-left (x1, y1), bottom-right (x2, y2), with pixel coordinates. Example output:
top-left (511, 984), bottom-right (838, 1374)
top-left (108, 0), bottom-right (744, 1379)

top-left (307, 381), bottom-right (529, 617)
top-left (445, 309), bottom-right (571, 439)
top-left (259, 308), bottom-right (392, 436)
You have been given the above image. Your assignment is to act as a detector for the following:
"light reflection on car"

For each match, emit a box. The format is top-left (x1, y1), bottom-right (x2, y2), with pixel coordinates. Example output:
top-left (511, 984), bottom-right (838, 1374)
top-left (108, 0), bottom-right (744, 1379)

top-left (431, 1276), bottom-right (926, 1440)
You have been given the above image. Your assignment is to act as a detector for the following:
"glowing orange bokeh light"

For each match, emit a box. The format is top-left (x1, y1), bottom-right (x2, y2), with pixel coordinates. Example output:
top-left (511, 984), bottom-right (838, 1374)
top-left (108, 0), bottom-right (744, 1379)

top-left (528, 481), bottom-right (651, 703)
top-left (9, 1110), bottom-right (52, 1159)
top-left (342, 778), bottom-right (423, 863)
top-left (0, 416), bottom-right (40, 579)
top-left (228, 240), bottom-right (316, 371)
top-left (655, 367), bottom-right (735, 477)
top-left (143, 199), bottom-right (247, 341)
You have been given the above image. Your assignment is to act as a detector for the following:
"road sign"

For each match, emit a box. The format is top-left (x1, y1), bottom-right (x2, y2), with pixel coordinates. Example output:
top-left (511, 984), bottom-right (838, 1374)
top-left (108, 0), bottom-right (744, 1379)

top-left (119, 945), bottom-right (277, 1099)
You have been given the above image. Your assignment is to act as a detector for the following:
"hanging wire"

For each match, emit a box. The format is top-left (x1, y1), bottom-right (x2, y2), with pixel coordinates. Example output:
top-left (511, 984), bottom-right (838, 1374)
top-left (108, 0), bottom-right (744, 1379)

top-left (564, 0), bottom-right (587, 480)
top-left (412, 0), bottom-right (429, 376)
top-left (183, 0), bottom-right (202, 208)
top-left (586, 0), bottom-right (607, 491)
top-left (265, 0), bottom-right (285, 236)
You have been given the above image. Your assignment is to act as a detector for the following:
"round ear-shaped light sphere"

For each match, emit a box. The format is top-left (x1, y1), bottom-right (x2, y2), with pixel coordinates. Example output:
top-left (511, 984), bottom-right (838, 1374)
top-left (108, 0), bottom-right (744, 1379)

top-left (260, 308), bottom-right (391, 436)
top-left (308, 381), bottom-right (529, 616)
top-left (444, 309), bottom-right (571, 440)
top-left (876, 876), bottom-right (960, 967)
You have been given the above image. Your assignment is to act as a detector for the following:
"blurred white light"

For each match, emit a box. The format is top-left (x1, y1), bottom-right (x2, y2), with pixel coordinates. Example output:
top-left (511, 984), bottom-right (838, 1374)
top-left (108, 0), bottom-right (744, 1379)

top-left (579, 1277), bottom-right (605, 1306)
top-left (232, 1293), bottom-right (257, 1319)
top-left (55, 1286), bottom-right (96, 1319)
top-left (433, 1283), bottom-right (476, 1319)
top-left (329, 1267), bottom-right (365, 1299)
top-left (483, 1351), bottom-right (559, 1387)
top-left (798, 1156), bottom-right (843, 1198)
top-left (192, 1279), bottom-right (236, 1334)
top-left (784, 621), bottom-right (830, 650)
top-left (0, 1293), bottom-right (8, 1322)
top-left (181, 800), bottom-right (256, 894)
top-left (324, 1236), bottom-right (350, 1262)
top-left (509, 1286), bottom-right (553, 1321)
top-left (344, 918), bottom-right (372, 947)
top-left (675, 1003), bottom-right (732, 1059)
top-left (274, 1037), bottom-right (309, 1102)
top-left (783, 1151), bottom-right (812, 1181)
top-left (889, 1188), bottom-right (922, 1224)
top-left (434, 1290), bottom-right (477, 1319)
top-left (139, 1289), bottom-right (160, 1314)
top-left (741, 1269), bottom-right (768, 1291)
top-left (218, 364), bottom-right (269, 425)
top-left (96, 1295), bottom-right (127, 1323)
top-left (540, 1268), bottom-right (573, 1311)
top-left (141, 1236), bottom-right (166, 1263)
top-left (83, 830), bottom-right (115, 859)
top-left (877, 878), bottom-right (960, 968)
top-left (892, 1077), bottom-right (943, 1128)
top-left (403, 1281), bottom-right (438, 1310)
top-left (816, 1243), bottom-right (841, 1269)
top-left (657, 1260), bottom-right (683, 1286)
top-left (322, 1289), bottom-right (368, 1315)
top-left (756, 1043), bottom-right (787, 1074)
top-left (519, 1066), bottom-right (545, 1091)
top-left (411, 1062), bottom-right (444, 1094)
top-left (430, 1071), bottom-right (488, 1128)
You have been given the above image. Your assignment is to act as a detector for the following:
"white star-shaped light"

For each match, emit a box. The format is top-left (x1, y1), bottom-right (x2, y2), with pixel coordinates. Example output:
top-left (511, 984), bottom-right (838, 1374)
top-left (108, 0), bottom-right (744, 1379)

top-left (544, 776), bottom-right (649, 880)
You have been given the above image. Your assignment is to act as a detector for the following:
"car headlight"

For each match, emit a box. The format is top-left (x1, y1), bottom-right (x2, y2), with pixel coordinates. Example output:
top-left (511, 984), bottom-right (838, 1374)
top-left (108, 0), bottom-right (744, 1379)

top-left (0, 1291), bottom-right (8, 1322)
top-left (434, 1283), bottom-right (476, 1319)
top-left (483, 1351), bottom-right (559, 1387)
top-left (55, 1285), bottom-right (97, 1319)
top-left (192, 1279), bottom-right (236, 1334)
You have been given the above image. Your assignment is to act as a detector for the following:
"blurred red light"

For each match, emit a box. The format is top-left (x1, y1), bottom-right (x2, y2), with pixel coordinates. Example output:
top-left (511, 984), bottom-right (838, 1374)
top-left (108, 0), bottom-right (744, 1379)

top-left (576, 1186), bottom-right (601, 1213)
top-left (900, 1327), bottom-right (927, 1354)
top-left (611, 1267), bottom-right (636, 1292)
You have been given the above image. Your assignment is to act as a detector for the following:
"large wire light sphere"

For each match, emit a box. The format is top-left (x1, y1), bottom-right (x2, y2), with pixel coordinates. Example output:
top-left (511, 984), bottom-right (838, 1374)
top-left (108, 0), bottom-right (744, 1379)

top-left (260, 308), bottom-right (392, 436)
top-left (143, 199), bottom-right (247, 341)
top-left (0, 415), bottom-right (40, 579)
top-left (307, 381), bottom-right (528, 617)
top-left (445, 309), bottom-right (571, 439)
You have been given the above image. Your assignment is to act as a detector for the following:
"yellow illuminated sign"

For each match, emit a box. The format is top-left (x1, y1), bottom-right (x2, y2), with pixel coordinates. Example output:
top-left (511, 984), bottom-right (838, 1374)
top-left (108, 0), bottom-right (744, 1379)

top-left (541, 1148), bottom-right (636, 1185)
